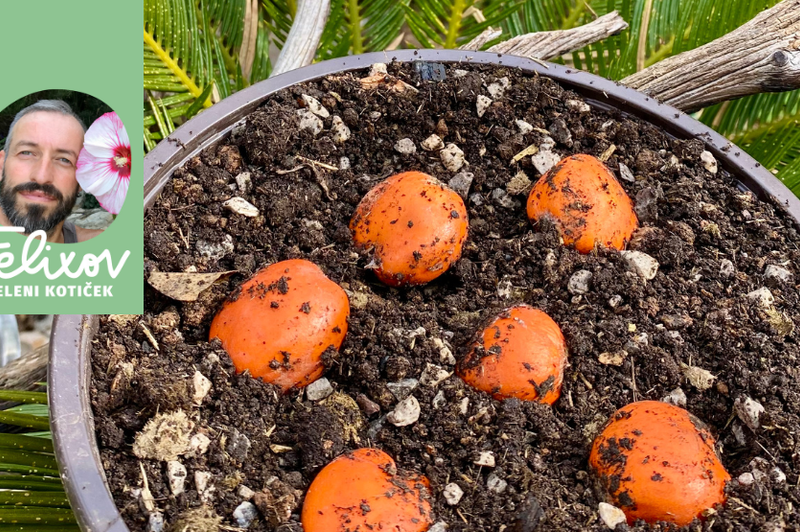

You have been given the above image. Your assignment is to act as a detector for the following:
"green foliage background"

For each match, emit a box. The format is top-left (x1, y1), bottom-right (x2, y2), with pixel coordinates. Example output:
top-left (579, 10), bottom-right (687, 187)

top-left (143, 0), bottom-right (799, 197)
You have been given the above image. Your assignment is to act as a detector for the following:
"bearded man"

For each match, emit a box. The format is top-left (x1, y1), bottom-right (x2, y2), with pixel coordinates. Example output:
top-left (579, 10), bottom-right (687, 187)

top-left (0, 100), bottom-right (103, 243)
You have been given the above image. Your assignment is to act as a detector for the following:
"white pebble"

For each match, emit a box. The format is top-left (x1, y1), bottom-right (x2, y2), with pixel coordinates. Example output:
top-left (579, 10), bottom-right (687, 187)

top-left (339, 156), bottom-right (351, 170)
top-left (620, 251), bottom-right (659, 280)
top-left (720, 259), bottom-right (735, 277)
top-left (195, 471), bottom-right (214, 503)
top-left (166, 461), bottom-right (187, 496)
top-left (420, 363), bottom-right (451, 387)
top-left (369, 63), bottom-right (388, 76)
top-left (421, 134), bottom-right (445, 151)
top-left (661, 387), bottom-right (687, 408)
top-left (193, 371), bottom-right (212, 405)
top-left (608, 295), bottom-right (623, 308)
top-left (196, 235), bottom-right (234, 260)
top-left (618, 162), bottom-right (635, 183)
top-left (443, 483), bottom-right (464, 505)
top-left (566, 99), bottom-right (591, 113)
top-left (189, 433), bottom-right (211, 456)
top-left (369, 111), bottom-right (382, 120)
top-left (238, 485), bottom-right (256, 500)
top-left (486, 77), bottom-right (510, 99)
top-left (531, 147), bottom-right (561, 175)
top-left (765, 265), bottom-right (793, 283)
top-left (738, 472), bottom-right (755, 485)
top-left (476, 95), bottom-right (492, 118)
top-left (448, 171), bottom-right (474, 199)
top-left (474, 451), bottom-right (496, 467)
top-left (440, 143), bottom-right (466, 172)
top-left (235, 172), bottom-right (251, 193)
top-left (700, 150), bottom-right (718, 174)
top-left (331, 116), bottom-right (351, 143)
top-left (459, 397), bottom-right (470, 415)
top-left (568, 270), bottom-right (592, 295)
top-left (598, 502), bottom-right (627, 529)
top-left (428, 522), bottom-right (448, 532)
top-left (297, 109), bottom-right (323, 136)
top-left (394, 138), bottom-right (417, 155)
top-left (433, 337), bottom-right (456, 365)
top-left (387, 378), bottom-right (419, 400)
top-left (487, 473), bottom-right (507, 493)
top-left (306, 378), bottom-right (334, 401)
top-left (452, 69), bottom-right (468, 77)
top-left (301, 94), bottom-right (330, 118)
top-left (387, 396), bottom-right (420, 427)
top-left (771, 467), bottom-right (787, 484)
top-left (233, 501), bottom-right (259, 528)
top-left (223, 197), bottom-right (259, 217)
top-left (515, 120), bottom-right (533, 134)
top-left (734, 396), bottom-right (765, 431)
top-left (747, 287), bottom-right (774, 308)
top-left (148, 513), bottom-right (164, 532)
top-left (432, 390), bottom-right (447, 409)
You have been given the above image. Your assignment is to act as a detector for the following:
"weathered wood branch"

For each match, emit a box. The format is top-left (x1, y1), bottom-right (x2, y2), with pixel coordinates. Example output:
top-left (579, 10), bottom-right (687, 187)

top-left (461, 11), bottom-right (629, 60)
top-left (623, 0), bottom-right (800, 112)
top-left (270, 0), bottom-right (331, 77)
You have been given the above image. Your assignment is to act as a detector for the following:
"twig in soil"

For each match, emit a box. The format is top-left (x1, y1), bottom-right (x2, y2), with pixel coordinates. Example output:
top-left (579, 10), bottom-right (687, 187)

top-left (140, 323), bottom-right (160, 352)
top-left (512, 144), bottom-right (539, 163)
top-left (728, 496), bottom-right (759, 513)
top-left (577, 372), bottom-right (593, 390)
top-left (631, 356), bottom-right (639, 401)
top-left (275, 165), bottom-right (305, 175)
top-left (456, 508), bottom-right (469, 524)
top-left (599, 144), bottom-right (617, 162)
top-left (755, 438), bottom-right (777, 461)
top-left (177, 226), bottom-right (189, 250)
top-left (296, 155), bottom-right (338, 171)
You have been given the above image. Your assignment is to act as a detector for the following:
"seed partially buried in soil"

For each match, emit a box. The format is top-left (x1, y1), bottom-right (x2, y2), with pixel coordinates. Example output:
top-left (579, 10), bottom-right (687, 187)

top-left (301, 448), bottom-right (433, 532)
top-left (589, 400), bottom-right (730, 526)
top-left (350, 171), bottom-right (468, 286)
top-left (209, 259), bottom-right (349, 392)
top-left (457, 305), bottom-right (568, 404)
top-left (527, 154), bottom-right (639, 253)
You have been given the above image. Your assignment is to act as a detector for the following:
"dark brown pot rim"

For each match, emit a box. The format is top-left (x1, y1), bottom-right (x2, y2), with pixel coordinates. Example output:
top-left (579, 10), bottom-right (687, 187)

top-left (51, 49), bottom-right (800, 532)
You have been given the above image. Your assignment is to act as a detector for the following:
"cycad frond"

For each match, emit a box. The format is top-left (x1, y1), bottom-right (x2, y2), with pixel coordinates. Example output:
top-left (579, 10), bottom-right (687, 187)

top-left (405, 0), bottom-right (522, 49)
top-left (316, 0), bottom-right (407, 59)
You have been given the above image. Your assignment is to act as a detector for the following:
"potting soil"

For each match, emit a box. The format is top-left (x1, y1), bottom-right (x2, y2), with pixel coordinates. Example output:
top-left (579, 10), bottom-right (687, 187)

top-left (91, 61), bottom-right (800, 531)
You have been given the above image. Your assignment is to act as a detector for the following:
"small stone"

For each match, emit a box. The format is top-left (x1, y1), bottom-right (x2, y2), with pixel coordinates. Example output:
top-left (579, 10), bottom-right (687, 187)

top-left (414, 61), bottom-right (447, 81)
top-left (476, 95), bottom-right (492, 118)
top-left (682, 363), bottom-right (716, 391)
top-left (531, 146), bottom-right (561, 175)
top-left (443, 483), bottom-right (464, 505)
top-left (148, 513), bottom-right (164, 532)
top-left (598, 351), bottom-right (627, 366)
top-left (297, 109), bottom-right (323, 135)
top-left (720, 259), bottom-right (735, 277)
top-left (223, 196), bottom-right (260, 217)
top-left (487, 473), bottom-right (507, 493)
top-left (233, 501), bottom-right (259, 528)
top-left (568, 270), bottom-right (592, 295)
top-left (235, 172), bottom-right (252, 193)
top-left (193, 371), bottom-right (212, 406)
top-left (432, 337), bottom-right (456, 365)
top-left (452, 69), bottom-right (468, 77)
top-left (662, 387), bottom-right (687, 408)
top-left (634, 187), bottom-right (659, 222)
top-left (620, 251), bottom-right (659, 280)
top-left (369, 111), bottom-right (382, 120)
top-left (548, 118), bottom-right (572, 146)
top-left (747, 287), bottom-right (774, 308)
top-left (369, 63), bottom-right (388, 76)
top-left (738, 472), bottom-right (755, 485)
top-left (459, 397), bottom-right (469, 415)
top-left (421, 134), bottom-right (445, 151)
top-left (765, 265), bottom-right (793, 283)
top-left (608, 295), bottom-right (623, 308)
top-left (387, 396), bottom-right (421, 427)
top-left (420, 363), bottom-right (451, 387)
top-left (166, 461), bottom-right (187, 496)
top-left (486, 77), bottom-right (509, 99)
top-left (700, 150), bottom-right (717, 174)
top-left (339, 156), bottom-right (351, 170)
top-left (331, 116), bottom-right (351, 143)
top-left (506, 170), bottom-right (532, 196)
top-left (238, 485), bottom-right (256, 500)
top-left (432, 390), bottom-right (447, 409)
top-left (356, 393), bottom-right (381, 416)
top-left (448, 171), bottom-right (474, 199)
top-left (195, 471), bottom-right (214, 503)
top-left (387, 379), bottom-right (419, 400)
top-left (196, 235), bottom-right (234, 260)
top-left (469, 192), bottom-right (483, 206)
top-left (394, 138), bottom-right (416, 155)
top-left (497, 279), bottom-right (513, 299)
top-left (227, 428), bottom-right (251, 463)
top-left (474, 451), bottom-right (496, 467)
top-left (598, 502), bottom-right (627, 529)
top-left (428, 522), bottom-right (448, 532)
top-left (734, 396), bottom-right (765, 431)
top-left (441, 143), bottom-right (466, 172)
top-left (771, 467), bottom-right (787, 484)
top-left (661, 314), bottom-right (693, 330)
top-left (566, 99), bottom-right (591, 113)
top-left (305, 378), bottom-right (334, 401)
top-left (189, 433), bottom-right (211, 456)
top-left (301, 95), bottom-right (330, 118)
top-left (515, 120), bottom-right (534, 134)
top-left (618, 162), bottom-right (635, 182)
top-left (491, 188), bottom-right (516, 209)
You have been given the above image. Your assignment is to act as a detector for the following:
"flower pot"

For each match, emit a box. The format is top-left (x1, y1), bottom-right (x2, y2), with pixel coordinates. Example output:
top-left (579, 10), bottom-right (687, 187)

top-left (49, 49), bottom-right (800, 532)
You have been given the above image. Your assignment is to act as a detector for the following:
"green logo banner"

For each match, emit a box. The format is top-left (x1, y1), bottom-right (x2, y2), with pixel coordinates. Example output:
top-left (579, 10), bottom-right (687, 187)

top-left (0, 1), bottom-right (143, 314)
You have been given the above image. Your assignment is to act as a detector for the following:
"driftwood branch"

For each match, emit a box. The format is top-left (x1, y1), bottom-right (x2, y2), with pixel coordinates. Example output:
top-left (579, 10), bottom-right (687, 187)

top-left (461, 11), bottom-right (629, 61)
top-left (622, 0), bottom-right (800, 112)
top-left (271, 0), bottom-right (331, 77)
top-left (0, 344), bottom-right (47, 392)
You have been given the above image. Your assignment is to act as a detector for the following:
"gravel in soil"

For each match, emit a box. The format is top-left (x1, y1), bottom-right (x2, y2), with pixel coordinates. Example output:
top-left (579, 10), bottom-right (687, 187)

top-left (92, 61), bottom-right (800, 531)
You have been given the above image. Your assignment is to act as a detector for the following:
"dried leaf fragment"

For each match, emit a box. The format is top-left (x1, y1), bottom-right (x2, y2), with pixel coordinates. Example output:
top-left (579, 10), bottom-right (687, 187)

top-left (148, 271), bottom-right (237, 302)
top-left (681, 363), bottom-right (716, 391)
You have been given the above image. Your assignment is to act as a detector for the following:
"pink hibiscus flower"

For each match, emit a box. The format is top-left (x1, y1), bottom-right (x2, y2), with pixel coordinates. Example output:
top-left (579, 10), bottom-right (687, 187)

top-left (75, 112), bottom-right (130, 215)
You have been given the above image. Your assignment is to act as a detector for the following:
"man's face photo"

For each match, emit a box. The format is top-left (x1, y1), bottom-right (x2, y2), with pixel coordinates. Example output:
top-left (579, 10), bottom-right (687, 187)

top-left (0, 110), bottom-right (83, 237)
